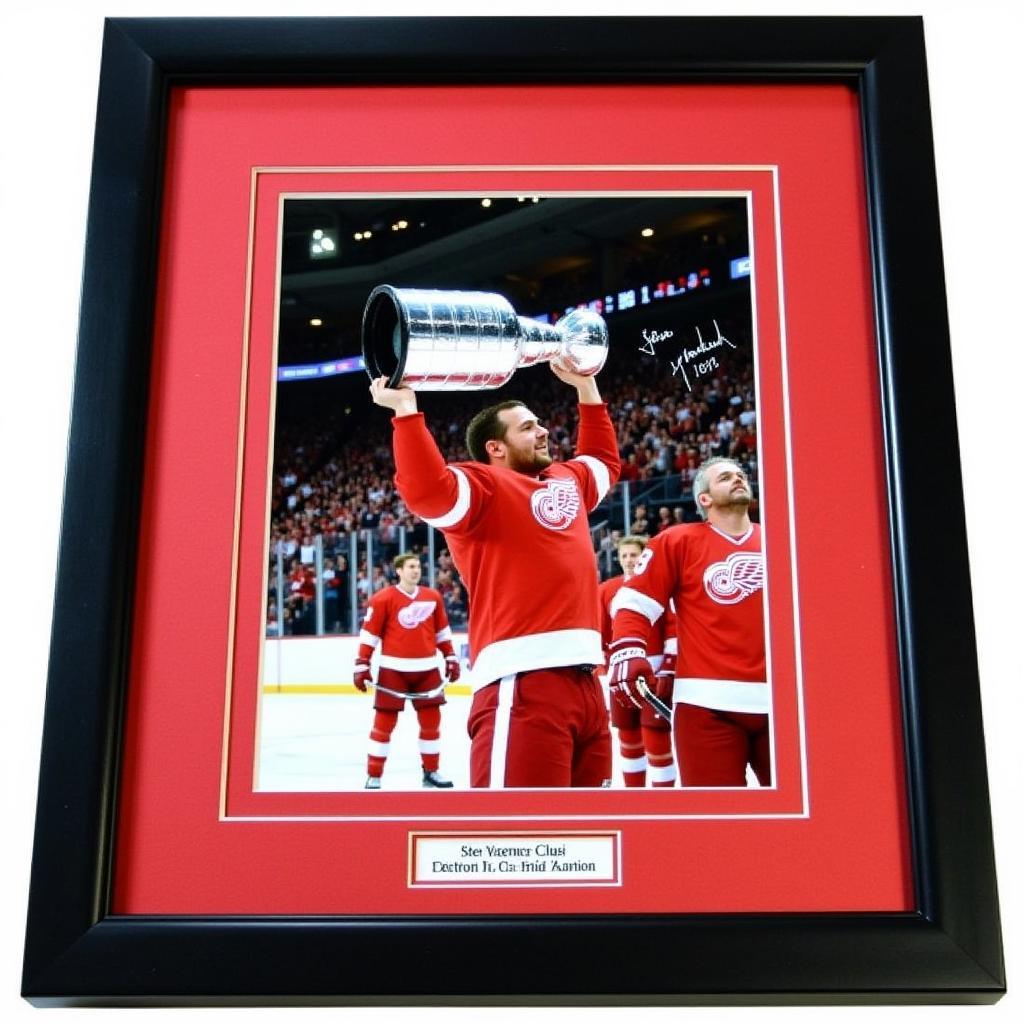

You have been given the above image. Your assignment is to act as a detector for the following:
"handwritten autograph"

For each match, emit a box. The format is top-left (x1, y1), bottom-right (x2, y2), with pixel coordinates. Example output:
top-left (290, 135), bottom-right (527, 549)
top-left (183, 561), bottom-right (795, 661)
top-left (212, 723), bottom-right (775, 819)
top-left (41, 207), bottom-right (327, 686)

top-left (637, 320), bottom-right (737, 391)
top-left (638, 329), bottom-right (674, 356)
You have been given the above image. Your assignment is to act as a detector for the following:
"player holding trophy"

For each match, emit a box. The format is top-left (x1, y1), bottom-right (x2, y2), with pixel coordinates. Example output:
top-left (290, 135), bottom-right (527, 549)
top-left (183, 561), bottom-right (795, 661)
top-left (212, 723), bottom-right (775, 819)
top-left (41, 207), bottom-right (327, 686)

top-left (364, 286), bottom-right (619, 788)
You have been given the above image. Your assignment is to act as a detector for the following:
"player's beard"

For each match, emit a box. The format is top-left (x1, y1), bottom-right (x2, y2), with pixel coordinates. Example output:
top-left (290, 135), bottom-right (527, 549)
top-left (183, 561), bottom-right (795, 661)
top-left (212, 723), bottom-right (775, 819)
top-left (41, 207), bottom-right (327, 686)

top-left (508, 441), bottom-right (552, 475)
top-left (721, 491), bottom-right (752, 515)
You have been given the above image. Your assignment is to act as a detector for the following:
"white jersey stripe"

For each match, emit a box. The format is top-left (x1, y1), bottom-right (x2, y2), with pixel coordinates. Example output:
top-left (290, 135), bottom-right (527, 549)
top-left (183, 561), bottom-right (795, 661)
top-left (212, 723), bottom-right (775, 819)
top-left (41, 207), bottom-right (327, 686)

top-left (421, 466), bottom-right (472, 528)
top-left (609, 586), bottom-right (665, 624)
top-left (435, 627), bottom-right (453, 643)
top-left (573, 455), bottom-right (612, 505)
top-left (467, 628), bottom-right (603, 692)
top-left (621, 755), bottom-right (648, 773)
top-left (648, 764), bottom-right (678, 783)
top-left (489, 675), bottom-right (516, 789)
top-left (359, 630), bottom-right (381, 648)
top-left (673, 677), bottom-right (770, 714)
top-left (367, 739), bottom-right (390, 758)
top-left (377, 654), bottom-right (441, 671)
top-left (418, 738), bottom-right (442, 755)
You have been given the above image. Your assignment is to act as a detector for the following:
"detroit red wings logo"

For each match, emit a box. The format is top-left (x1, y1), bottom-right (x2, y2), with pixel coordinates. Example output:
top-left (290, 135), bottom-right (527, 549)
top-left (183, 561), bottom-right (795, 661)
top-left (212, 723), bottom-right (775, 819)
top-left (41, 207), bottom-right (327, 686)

top-left (530, 478), bottom-right (581, 531)
top-left (397, 600), bottom-right (436, 629)
top-left (703, 552), bottom-right (765, 605)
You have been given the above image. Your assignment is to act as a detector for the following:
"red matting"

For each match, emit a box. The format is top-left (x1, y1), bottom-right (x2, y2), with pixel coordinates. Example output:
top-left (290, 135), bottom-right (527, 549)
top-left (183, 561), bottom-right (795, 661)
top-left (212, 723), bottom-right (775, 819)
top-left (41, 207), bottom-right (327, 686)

top-left (113, 84), bottom-right (911, 915)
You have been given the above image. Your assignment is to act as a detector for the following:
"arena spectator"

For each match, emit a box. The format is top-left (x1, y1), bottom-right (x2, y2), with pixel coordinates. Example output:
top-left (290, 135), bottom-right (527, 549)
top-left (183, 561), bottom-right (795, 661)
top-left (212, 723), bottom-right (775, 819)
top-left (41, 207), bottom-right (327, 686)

top-left (265, 324), bottom-right (759, 634)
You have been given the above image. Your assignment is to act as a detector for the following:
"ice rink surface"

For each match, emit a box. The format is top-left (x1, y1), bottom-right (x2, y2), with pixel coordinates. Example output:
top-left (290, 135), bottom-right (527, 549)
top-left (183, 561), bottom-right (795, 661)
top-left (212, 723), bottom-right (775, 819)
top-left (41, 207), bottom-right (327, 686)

top-left (257, 689), bottom-right (758, 791)
top-left (258, 690), bottom-right (474, 791)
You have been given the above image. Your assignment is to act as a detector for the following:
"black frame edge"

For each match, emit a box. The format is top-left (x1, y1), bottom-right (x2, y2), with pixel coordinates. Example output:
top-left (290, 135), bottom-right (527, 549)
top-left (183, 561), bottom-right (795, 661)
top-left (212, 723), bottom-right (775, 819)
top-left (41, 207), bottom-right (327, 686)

top-left (22, 19), bottom-right (167, 993)
top-left (22, 15), bottom-right (1004, 1005)
top-left (860, 17), bottom-right (1003, 984)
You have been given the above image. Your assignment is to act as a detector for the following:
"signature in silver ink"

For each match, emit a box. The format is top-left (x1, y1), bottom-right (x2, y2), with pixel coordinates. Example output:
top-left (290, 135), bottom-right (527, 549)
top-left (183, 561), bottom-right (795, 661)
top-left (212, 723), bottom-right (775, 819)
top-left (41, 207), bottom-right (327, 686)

top-left (638, 328), bottom-right (674, 356)
top-left (670, 320), bottom-right (737, 390)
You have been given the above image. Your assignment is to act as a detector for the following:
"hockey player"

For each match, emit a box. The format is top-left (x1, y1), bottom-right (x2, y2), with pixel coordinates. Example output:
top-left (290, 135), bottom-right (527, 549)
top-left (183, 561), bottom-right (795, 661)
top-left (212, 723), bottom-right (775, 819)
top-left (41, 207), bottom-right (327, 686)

top-left (353, 553), bottom-right (461, 789)
top-left (608, 457), bottom-right (769, 787)
top-left (370, 356), bottom-right (620, 788)
top-left (597, 535), bottom-right (676, 787)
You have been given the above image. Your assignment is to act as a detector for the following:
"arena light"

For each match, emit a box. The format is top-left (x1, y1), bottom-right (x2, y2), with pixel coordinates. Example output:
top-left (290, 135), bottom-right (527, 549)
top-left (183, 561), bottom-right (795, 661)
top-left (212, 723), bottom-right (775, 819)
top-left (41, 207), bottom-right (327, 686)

top-left (730, 255), bottom-right (751, 279)
top-left (309, 318), bottom-right (323, 327)
top-left (309, 227), bottom-right (338, 259)
top-left (641, 227), bottom-right (655, 237)
top-left (481, 198), bottom-right (492, 208)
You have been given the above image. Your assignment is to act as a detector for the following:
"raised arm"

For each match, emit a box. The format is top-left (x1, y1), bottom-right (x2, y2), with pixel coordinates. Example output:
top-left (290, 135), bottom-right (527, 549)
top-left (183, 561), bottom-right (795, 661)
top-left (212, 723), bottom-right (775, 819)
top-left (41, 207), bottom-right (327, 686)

top-left (549, 355), bottom-right (602, 404)
top-left (369, 375), bottom-right (418, 417)
top-left (369, 375), bottom-right (483, 530)
top-left (552, 355), bottom-right (621, 502)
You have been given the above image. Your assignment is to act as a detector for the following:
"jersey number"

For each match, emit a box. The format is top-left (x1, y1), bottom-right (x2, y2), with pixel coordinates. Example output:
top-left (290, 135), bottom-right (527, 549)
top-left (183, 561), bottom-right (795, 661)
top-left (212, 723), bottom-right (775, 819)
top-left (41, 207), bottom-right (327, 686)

top-left (634, 547), bottom-right (654, 576)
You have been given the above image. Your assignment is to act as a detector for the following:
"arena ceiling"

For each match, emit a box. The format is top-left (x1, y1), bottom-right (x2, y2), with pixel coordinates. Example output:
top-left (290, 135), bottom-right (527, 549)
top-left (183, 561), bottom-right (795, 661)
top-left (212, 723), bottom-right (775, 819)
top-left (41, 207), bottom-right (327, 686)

top-left (278, 195), bottom-right (748, 336)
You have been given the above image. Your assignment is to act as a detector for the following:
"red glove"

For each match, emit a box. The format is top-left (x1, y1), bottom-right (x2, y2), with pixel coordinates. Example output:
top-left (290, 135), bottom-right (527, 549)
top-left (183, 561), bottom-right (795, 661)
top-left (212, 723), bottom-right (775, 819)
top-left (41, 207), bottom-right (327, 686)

top-left (353, 659), bottom-right (372, 693)
top-left (607, 640), bottom-right (654, 712)
top-left (654, 651), bottom-right (676, 702)
top-left (444, 655), bottom-right (461, 683)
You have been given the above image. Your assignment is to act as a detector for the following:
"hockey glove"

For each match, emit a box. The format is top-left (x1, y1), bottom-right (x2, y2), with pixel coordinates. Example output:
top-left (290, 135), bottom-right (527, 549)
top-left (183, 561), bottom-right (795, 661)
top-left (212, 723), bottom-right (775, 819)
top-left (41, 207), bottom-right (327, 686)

top-left (353, 660), bottom-right (372, 693)
top-left (444, 655), bottom-right (462, 683)
top-left (607, 640), bottom-right (655, 712)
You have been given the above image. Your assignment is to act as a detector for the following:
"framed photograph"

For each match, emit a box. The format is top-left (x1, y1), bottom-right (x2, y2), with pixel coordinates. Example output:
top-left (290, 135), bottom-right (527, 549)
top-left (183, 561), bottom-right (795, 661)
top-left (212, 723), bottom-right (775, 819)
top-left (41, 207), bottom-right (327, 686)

top-left (21, 16), bottom-right (1004, 1005)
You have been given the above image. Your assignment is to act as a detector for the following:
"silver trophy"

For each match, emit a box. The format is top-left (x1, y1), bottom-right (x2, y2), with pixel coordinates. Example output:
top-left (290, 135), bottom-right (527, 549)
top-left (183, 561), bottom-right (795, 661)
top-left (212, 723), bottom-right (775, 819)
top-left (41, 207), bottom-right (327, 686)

top-left (361, 285), bottom-right (608, 391)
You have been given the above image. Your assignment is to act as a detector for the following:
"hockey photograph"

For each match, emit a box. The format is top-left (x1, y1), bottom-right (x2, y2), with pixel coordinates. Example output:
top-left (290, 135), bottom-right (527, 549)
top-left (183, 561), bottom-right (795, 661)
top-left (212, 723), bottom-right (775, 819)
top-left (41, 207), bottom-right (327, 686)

top-left (255, 191), bottom-right (770, 793)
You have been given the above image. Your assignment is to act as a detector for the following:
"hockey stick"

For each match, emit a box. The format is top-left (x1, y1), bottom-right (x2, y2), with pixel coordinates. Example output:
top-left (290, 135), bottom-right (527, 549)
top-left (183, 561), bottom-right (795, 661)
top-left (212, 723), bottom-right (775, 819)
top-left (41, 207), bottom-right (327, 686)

top-left (370, 680), bottom-right (448, 701)
top-left (636, 677), bottom-right (673, 721)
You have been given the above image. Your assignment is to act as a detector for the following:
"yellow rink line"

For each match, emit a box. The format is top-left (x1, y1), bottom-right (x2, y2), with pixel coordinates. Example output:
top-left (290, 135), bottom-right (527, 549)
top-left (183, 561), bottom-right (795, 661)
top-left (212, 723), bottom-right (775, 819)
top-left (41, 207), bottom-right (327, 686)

top-left (262, 683), bottom-right (473, 697)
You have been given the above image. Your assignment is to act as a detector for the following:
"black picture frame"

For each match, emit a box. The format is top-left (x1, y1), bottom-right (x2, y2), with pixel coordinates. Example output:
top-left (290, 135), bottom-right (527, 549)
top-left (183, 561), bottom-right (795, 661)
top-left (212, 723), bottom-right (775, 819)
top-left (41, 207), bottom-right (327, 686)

top-left (21, 16), bottom-right (1004, 1005)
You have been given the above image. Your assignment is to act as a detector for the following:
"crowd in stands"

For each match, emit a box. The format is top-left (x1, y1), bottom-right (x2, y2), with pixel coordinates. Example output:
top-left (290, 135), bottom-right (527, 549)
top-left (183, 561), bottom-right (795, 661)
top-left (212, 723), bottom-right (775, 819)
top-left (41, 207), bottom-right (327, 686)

top-left (266, 320), bottom-right (759, 637)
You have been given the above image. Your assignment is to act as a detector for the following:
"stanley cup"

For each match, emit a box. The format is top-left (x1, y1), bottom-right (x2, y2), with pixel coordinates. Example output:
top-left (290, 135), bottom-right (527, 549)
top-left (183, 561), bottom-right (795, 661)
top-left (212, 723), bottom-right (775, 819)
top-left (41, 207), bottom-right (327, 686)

top-left (361, 285), bottom-right (609, 391)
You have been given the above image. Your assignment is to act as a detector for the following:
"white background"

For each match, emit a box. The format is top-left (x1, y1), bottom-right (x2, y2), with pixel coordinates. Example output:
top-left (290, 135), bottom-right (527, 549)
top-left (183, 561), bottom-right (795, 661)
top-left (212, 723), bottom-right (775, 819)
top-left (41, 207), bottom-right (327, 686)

top-left (1, 1), bottom-right (1020, 1020)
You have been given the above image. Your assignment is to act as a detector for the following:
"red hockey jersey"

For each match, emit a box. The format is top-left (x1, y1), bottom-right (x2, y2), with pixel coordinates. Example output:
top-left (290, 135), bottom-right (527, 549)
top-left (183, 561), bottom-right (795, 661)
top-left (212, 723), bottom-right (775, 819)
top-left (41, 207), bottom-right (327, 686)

top-left (358, 584), bottom-right (453, 671)
top-left (597, 575), bottom-right (671, 665)
top-left (610, 522), bottom-right (767, 713)
top-left (391, 404), bottom-right (620, 691)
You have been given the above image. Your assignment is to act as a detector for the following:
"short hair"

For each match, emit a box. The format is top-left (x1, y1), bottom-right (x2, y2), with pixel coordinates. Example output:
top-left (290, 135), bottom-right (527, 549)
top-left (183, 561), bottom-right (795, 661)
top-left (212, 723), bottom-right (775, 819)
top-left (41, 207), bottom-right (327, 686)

top-left (392, 552), bottom-right (420, 571)
top-left (466, 400), bottom-right (526, 463)
top-left (692, 457), bottom-right (743, 521)
top-left (618, 534), bottom-right (648, 552)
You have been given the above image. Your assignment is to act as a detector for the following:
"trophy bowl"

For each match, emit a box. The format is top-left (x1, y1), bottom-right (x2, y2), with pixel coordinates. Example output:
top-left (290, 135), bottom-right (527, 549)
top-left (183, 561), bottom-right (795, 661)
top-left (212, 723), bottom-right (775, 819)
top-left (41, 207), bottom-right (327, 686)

top-left (361, 285), bottom-right (608, 391)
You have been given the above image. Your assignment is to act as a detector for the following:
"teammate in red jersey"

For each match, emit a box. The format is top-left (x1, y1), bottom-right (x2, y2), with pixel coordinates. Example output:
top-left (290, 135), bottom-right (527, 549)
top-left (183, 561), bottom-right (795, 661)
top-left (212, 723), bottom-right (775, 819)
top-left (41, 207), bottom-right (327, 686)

top-left (609, 457), bottom-right (769, 787)
top-left (598, 535), bottom-right (677, 787)
top-left (370, 357), bottom-right (620, 788)
top-left (353, 553), bottom-right (461, 789)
